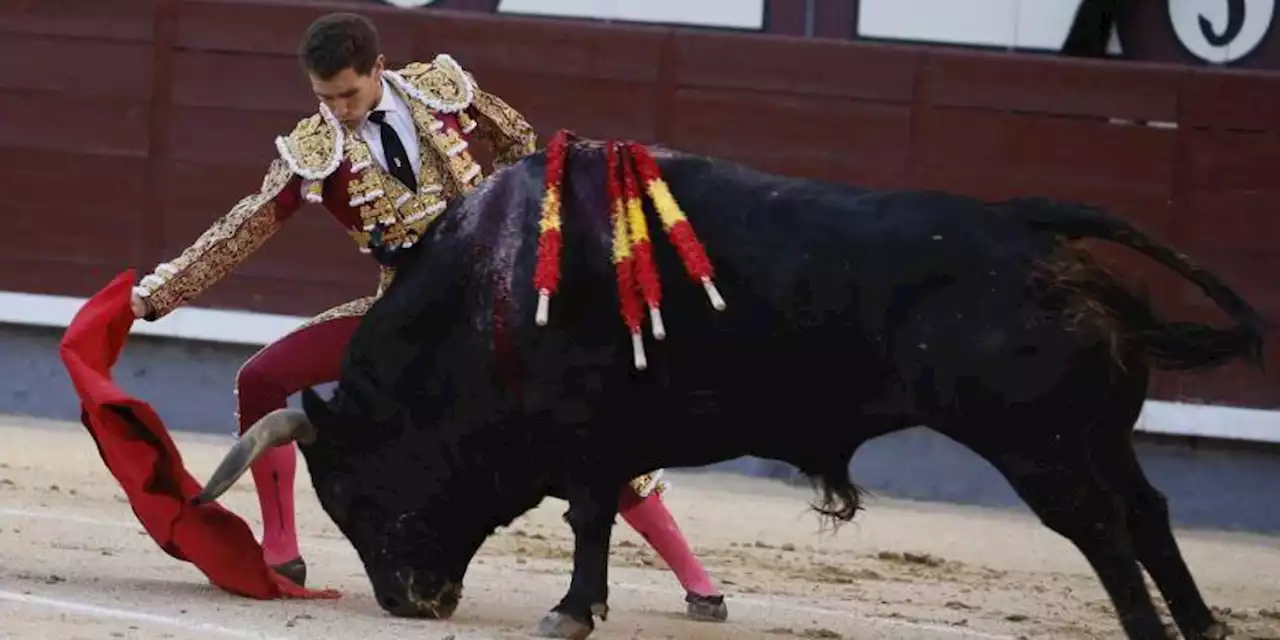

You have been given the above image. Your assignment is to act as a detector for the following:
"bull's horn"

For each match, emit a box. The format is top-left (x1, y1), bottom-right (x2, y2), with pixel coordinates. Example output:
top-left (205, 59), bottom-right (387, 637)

top-left (190, 408), bottom-right (316, 506)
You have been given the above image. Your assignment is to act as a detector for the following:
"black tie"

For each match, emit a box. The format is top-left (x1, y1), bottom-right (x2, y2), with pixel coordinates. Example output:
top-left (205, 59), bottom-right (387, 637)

top-left (368, 110), bottom-right (417, 192)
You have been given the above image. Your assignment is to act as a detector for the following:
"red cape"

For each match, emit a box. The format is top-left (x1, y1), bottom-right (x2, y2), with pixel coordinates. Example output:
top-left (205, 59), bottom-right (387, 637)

top-left (56, 270), bottom-right (340, 600)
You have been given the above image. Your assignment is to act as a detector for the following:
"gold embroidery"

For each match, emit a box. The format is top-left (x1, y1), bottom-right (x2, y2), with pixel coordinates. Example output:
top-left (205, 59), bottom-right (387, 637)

top-left (295, 296), bottom-right (377, 331)
top-left (458, 110), bottom-right (477, 134)
top-left (341, 136), bottom-right (394, 249)
top-left (134, 158), bottom-right (296, 319)
top-left (349, 175), bottom-right (388, 212)
top-left (443, 126), bottom-right (481, 183)
top-left (274, 108), bottom-right (344, 180)
top-left (345, 142), bottom-right (384, 204)
top-left (467, 87), bottom-right (538, 170)
top-left (414, 126), bottom-right (448, 197)
top-left (398, 188), bottom-right (448, 238)
top-left (629, 470), bottom-right (669, 498)
top-left (375, 266), bottom-right (397, 297)
top-left (390, 54), bottom-right (474, 113)
top-left (330, 55), bottom-right (492, 256)
top-left (342, 129), bottom-right (450, 252)
top-left (386, 56), bottom-right (487, 195)
top-left (398, 85), bottom-right (484, 197)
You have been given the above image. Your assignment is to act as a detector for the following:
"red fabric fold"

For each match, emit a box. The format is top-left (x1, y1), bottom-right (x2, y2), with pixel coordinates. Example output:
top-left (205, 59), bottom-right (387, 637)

top-left (56, 270), bottom-right (340, 600)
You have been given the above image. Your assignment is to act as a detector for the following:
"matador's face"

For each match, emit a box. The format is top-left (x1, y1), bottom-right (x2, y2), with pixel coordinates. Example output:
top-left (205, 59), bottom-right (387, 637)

top-left (310, 54), bottom-right (386, 126)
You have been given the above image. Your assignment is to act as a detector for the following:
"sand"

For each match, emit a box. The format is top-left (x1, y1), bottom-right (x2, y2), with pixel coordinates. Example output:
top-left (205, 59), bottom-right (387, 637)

top-left (1, 415), bottom-right (1278, 640)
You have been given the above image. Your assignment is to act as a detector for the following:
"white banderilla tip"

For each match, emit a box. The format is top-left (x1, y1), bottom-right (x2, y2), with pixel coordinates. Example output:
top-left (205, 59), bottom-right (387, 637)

top-left (536, 290), bottom-right (550, 326)
top-left (701, 277), bottom-right (726, 311)
top-left (648, 306), bottom-right (666, 340)
top-left (631, 331), bottom-right (648, 370)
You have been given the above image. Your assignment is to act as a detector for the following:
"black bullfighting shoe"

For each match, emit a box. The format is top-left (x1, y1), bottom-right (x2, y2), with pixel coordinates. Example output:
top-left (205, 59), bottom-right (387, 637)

top-left (685, 591), bottom-right (729, 622)
top-left (272, 556), bottom-right (308, 587)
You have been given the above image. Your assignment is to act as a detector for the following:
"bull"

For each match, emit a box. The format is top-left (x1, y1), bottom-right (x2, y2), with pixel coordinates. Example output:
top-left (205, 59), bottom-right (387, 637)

top-left (194, 133), bottom-right (1266, 640)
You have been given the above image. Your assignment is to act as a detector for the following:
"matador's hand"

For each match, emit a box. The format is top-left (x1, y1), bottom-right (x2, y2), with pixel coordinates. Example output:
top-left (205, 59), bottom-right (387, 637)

top-left (130, 293), bottom-right (150, 319)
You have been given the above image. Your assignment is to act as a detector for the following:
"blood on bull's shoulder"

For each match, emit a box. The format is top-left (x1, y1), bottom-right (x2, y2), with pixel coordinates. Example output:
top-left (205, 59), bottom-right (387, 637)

top-left (194, 132), bottom-right (1264, 640)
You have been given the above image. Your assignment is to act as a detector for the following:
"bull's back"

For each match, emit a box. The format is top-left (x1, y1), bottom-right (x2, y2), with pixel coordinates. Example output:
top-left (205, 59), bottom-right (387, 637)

top-left (650, 154), bottom-right (1058, 334)
top-left (617, 154), bottom-right (1082, 422)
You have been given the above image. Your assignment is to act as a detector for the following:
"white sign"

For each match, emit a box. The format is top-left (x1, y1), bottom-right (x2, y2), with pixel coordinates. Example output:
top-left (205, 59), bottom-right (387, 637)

top-left (375, 0), bottom-right (765, 30)
top-left (1169, 0), bottom-right (1274, 63)
top-left (856, 0), bottom-right (1095, 50)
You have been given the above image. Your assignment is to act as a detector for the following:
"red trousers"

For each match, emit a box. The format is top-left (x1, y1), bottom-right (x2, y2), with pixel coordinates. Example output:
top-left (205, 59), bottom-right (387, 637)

top-left (235, 315), bottom-right (364, 432)
top-left (234, 313), bottom-right (364, 566)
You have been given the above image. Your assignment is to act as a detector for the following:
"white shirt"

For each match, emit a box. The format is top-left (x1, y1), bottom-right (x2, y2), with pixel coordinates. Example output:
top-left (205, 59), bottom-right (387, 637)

top-left (356, 76), bottom-right (422, 180)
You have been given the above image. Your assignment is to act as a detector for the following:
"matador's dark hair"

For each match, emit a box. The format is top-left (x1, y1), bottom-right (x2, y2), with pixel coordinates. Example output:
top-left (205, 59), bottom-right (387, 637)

top-left (298, 12), bottom-right (381, 79)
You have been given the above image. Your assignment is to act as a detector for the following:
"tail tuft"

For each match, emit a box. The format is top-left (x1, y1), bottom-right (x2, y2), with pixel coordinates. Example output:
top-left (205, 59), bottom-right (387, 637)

top-left (808, 467), bottom-right (864, 532)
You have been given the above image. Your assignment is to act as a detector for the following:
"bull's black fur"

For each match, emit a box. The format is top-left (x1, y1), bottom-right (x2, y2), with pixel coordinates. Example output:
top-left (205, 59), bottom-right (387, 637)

top-left (292, 140), bottom-right (1266, 640)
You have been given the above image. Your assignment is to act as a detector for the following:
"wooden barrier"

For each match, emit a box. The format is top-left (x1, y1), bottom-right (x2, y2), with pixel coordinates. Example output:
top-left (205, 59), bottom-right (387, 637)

top-left (0, 0), bottom-right (1277, 410)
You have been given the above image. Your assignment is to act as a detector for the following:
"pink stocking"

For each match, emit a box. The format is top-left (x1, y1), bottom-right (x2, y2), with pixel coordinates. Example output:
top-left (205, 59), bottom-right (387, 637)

top-left (249, 443), bottom-right (300, 567)
top-left (618, 488), bottom-right (720, 597)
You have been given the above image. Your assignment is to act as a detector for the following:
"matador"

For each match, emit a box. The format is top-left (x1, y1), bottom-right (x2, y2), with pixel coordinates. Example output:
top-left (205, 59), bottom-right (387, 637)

top-left (129, 12), bottom-right (727, 623)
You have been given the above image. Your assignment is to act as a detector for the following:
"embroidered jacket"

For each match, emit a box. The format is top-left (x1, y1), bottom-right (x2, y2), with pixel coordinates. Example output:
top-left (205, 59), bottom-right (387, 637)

top-left (132, 54), bottom-right (537, 321)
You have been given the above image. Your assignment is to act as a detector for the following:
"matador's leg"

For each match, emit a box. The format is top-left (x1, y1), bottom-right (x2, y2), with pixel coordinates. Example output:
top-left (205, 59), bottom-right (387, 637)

top-left (233, 300), bottom-right (371, 584)
top-left (617, 475), bottom-right (729, 622)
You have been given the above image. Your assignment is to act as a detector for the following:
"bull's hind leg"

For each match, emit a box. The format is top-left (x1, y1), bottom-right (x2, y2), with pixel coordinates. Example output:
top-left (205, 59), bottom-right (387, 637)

top-left (1091, 430), bottom-right (1229, 640)
top-left (534, 482), bottom-right (620, 640)
top-left (974, 438), bottom-right (1172, 639)
top-left (1086, 377), bottom-right (1230, 640)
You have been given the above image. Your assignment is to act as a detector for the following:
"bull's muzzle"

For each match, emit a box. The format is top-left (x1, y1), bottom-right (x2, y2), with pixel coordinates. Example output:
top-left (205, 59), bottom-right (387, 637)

top-left (191, 408), bottom-right (316, 506)
top-left (378, 578), bottom-right (463, 620)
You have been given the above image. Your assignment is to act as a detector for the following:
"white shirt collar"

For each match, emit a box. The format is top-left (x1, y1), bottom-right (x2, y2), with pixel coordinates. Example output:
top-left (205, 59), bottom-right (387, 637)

top-left (371, 75), bottom-right (398, 114)
top-left (359, 75), bottom-right (406, 131)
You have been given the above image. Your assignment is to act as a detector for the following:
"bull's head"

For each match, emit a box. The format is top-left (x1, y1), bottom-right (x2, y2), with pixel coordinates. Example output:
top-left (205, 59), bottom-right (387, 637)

top-left (192, 386), bottom-right (514, 620)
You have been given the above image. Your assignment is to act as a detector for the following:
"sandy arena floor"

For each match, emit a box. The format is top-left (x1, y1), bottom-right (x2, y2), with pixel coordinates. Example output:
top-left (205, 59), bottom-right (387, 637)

top-left (1, 416), bottom-right (1279, 640)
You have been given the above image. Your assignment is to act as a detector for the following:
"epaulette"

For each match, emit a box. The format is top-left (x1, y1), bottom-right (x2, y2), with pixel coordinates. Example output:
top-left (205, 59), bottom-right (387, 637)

top-left (384, 53), bottom-right (475, 114)
top-left (274, 109), bottom-right (345, 181)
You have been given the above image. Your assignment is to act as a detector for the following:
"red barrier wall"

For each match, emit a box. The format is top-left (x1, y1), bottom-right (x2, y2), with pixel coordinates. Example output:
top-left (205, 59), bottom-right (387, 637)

top-left (1, 0), bottom-right (1277, 408)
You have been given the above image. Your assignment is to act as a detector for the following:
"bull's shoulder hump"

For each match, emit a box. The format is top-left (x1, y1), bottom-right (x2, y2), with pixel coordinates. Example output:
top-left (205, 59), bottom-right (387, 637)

top-left (387, 54), bottom-right (475, 114)
top-left (273, 109), bottom-right (345, 180)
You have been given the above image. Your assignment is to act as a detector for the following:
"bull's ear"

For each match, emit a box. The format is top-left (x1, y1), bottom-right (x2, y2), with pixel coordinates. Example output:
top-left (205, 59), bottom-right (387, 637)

top-left (300, 385), bottom-right (335, 431)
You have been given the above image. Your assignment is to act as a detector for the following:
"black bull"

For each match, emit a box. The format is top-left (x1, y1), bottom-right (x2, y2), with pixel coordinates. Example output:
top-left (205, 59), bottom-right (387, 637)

top-left (194, 138), bottom-right (1265, 640)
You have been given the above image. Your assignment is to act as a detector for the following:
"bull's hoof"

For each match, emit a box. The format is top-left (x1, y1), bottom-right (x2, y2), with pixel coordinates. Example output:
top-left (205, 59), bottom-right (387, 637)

top-left (685, 592), bottom-right (728, 622)
top-left (532, 612), bottom-right (594, 640)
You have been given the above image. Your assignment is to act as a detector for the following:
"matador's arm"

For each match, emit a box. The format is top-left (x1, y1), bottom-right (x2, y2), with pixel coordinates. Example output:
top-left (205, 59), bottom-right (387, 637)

top-left (462, 75), bottom-right (538, 170)
top-left (133, 158), bottom-right (303, 320)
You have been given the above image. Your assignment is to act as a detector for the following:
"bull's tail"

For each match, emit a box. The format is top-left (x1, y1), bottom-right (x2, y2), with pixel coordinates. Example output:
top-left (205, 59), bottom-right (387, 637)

top-left (1007, 196), bottom-right (1268, 371)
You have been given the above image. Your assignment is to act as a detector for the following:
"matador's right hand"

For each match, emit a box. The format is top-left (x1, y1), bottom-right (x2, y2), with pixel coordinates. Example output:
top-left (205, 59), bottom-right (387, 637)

top-left (130, 293), bottom-right (150, 319)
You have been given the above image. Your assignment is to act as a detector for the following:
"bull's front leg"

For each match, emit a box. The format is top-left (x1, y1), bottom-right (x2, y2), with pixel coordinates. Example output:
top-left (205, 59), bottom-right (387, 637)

top-left (533, 482), bottom-right (618, 640)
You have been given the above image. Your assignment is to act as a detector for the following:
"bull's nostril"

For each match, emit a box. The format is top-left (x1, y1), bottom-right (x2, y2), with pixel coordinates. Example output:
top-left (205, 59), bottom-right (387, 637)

top-left (379, 594), bottom-right (403, 611)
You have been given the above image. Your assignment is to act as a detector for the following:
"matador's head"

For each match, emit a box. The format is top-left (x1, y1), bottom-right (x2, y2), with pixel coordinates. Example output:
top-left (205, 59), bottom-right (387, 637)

top-left (298, 11), bottom-right (387, 127)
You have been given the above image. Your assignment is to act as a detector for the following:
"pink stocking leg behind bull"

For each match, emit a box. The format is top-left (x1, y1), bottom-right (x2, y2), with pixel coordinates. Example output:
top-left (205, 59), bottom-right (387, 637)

top-left (618, 480), bottom-right (729, 622)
